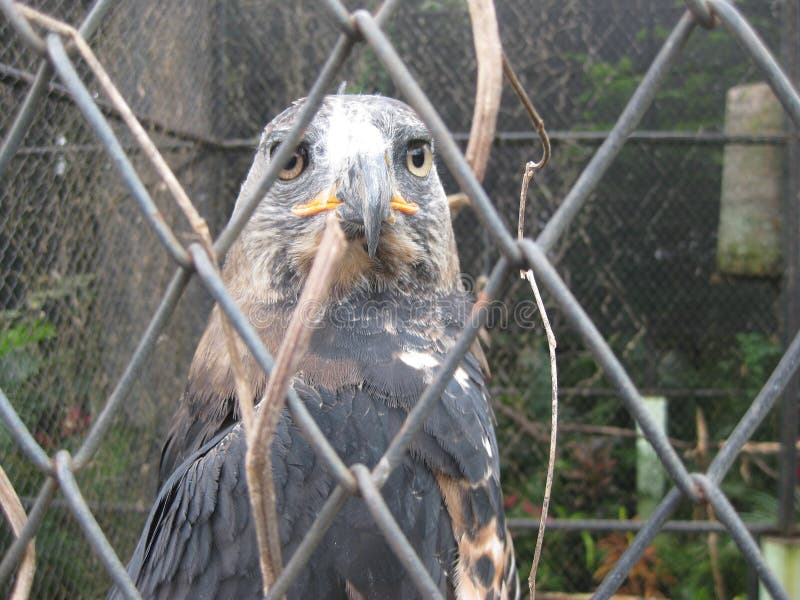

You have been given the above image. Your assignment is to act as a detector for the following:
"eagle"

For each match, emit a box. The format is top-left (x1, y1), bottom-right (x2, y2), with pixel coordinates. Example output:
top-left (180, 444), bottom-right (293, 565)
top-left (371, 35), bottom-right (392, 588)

top-left (111, 95), bottom-right (519, 599)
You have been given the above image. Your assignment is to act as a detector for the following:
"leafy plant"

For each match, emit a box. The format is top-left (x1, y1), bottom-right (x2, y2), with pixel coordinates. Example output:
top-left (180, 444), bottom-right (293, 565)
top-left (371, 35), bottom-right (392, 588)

top-left (0, 316), bottom-right (56, 387)
top-left (594, 529), bottom-right (676, 597)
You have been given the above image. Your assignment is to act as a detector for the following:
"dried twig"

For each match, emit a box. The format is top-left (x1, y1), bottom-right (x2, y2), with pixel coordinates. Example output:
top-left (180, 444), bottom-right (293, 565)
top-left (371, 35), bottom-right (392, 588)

top-left (15, 4), bottom-right (209, 239)
top-left (492, 400), bottom-right (692, 448)
top-left (508, 43), bottom-right (555, 595)
top-left (0, 465), bottom-right (35, 600)
top-left (503, 53), bottom-right (551, 172)
top-left (464, 0), bottom-right (503, 183)
top-left (447, 0), bottom-right (502, 214)
top-left (518, 164), bottom-right (537, 264)
top-left (518, 161), bottom-right (557, 599)
top-left (496, 398), bottom-right (799, 460)
top-left (16, 4), bottom-right (257, 431)
top-left (245, 216), bottom-right (346, 595)
top-left (695, 408), bottom-right (727, 600)
top-left (15, 4), bottom-right (257, 432)
top-left (746, 454), bottom-right (780, 480)
top-left (447, 192), bottom-right (471, 214)
top-left (19, 6), bottom-right (325, 588)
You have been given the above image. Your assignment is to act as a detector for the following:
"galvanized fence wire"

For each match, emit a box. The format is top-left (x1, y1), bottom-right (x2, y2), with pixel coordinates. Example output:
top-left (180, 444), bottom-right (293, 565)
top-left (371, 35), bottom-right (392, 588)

top-left (0, 0), bottom-right (797, 598)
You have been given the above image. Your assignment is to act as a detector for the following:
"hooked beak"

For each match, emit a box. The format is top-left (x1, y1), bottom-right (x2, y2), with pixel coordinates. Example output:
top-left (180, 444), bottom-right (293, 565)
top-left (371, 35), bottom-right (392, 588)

top-left (338, 154), bottom-right (391, 258)
top-left (291, 155), bottom-right (418, 258)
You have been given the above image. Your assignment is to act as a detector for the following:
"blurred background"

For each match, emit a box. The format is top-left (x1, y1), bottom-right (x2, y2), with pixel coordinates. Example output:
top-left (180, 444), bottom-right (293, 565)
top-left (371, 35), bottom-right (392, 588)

top-left (1, 0), bottom-right (797, 597)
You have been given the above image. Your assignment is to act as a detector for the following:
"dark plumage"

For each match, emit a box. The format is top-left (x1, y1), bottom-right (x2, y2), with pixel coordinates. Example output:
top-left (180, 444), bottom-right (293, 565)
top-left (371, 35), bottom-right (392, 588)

top-left (111, 95), bottom-right (519, 599)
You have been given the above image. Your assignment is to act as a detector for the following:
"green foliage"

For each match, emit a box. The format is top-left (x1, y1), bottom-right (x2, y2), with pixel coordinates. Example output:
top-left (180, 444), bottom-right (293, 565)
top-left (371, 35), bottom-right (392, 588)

top-left (570, 0), bottom-right (781, 132)
top-left (495, 8), bottom-right (788, 593)
top-left (0, 316), bottom-right (56, 388)
top-left (0, 274), bottom-right (126, 597)
top-left (576, 55), bottom-right (642, 128)
top-left (0, 318), bottom-right (55, 358)
top-left (735, 332), bottom-right (783, 392)
top-left (345, 46), bottom-right (393, 96)
top-left (494, 318), bottom-right (782, 595)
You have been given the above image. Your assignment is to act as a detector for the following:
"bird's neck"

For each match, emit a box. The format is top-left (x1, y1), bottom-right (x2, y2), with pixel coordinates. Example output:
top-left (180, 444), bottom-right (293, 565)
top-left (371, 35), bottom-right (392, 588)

top-left (221, 227), bottom-right (463, 306)
top-left (186, 286), bottom-right (470, 406)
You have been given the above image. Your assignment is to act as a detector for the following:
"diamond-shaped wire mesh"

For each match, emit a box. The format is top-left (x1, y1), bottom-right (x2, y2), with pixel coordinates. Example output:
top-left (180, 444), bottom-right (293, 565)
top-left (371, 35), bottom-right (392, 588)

top-left (0, 0), bottom-right (797, 598)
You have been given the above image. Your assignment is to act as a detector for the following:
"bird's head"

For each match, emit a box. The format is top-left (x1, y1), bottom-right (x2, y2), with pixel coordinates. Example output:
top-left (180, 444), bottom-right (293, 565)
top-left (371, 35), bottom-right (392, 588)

top-left (224, 95), bottom-right (462, 302)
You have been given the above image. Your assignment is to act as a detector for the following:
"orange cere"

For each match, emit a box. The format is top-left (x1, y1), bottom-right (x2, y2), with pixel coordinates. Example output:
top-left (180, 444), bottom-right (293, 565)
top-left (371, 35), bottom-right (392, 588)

top-left (292, 191), bottom-right (419, 217)
top-left (390, 193), bottom-right (419, 214)
top-left (291, 190), bottom-right (342, 217)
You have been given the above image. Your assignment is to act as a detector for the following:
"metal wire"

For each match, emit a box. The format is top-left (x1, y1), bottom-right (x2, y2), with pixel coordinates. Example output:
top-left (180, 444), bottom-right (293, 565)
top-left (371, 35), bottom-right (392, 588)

top-left (189, 245), bottom-right (358, 495)
top-left (353, 9), bottom-right (523, 264)
top-left (352, 464), bottom-right (445, 600)
top-left (46, 34), bottom-right (192, 268)
top-left (507, 517), bottom-right (783, 534)
top-left (0, 388), bottom-right (50, 474)
top-left (72, 268), bottom-right (192, 470)
top-left (0, 0), bottom-right (117, 175)
top-left (0, 0), bottom-right (44, 54)
top-left (694, 474), bottom-right (789, 600)
top-left (0, 477), bottom-right (57, 586)
top-left (0, 0), bottom-right (798, 598)
top-left (592, 487), bottom-right (684, 598)
top-left (709, 0), bottom-right (800, 127)
top-left (53, 452), bottom-right (141, 600)
top-left (535, 10), bottom-right (696, 254)
top-left (685, 0), bottom-right (717, 28)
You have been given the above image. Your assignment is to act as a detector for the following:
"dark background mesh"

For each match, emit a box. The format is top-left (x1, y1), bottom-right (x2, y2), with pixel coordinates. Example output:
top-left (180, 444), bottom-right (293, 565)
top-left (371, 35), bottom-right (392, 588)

top-left (0, 1), bottom-right (793, 597)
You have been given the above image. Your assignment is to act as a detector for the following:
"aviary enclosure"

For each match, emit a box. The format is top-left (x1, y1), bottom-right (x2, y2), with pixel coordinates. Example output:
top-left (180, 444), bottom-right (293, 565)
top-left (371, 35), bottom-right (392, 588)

top-left (0, 0), bottom-right (798, 598)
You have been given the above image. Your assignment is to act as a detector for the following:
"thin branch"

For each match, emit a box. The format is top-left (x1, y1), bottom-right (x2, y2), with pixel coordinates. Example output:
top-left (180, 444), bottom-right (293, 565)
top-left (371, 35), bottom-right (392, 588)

top-left (19, 5), bottom-right (292, 585)
top-left (15, 4), bottom-right (257, 430)
top-left (245, 216), bottom-right (346, 595)
top-left (447, 0), bottom-right (503, 215)
top-left (465, 0), bottom-right (503, 183)
top-left (695, 408), bottom-right (727, 600)
top-left (494, 399), bottom-right (798, 460)
top-left (503, 53), bottom-right (551, 171)
top-left (748, 454), bottom-right (780, 480)
top-left (0, 465), bottom-right (35, 600)
top-left (524, 267), bottom-right (557, 600)
top-left (518, 163), bottom-right (536, 260)
top-left (518, 163), bottom-right (558, 599)
top-left (493, 400), bottom-right (692, 449)
top-left (15, 4), bottom-right (210, 239)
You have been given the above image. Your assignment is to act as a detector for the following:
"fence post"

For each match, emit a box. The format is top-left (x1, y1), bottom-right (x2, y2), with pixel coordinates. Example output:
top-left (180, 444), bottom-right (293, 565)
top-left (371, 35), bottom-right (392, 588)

top-left (636, 396), bottom-right (667, 517)
top-left (759, 538), bottom-right (800, 600)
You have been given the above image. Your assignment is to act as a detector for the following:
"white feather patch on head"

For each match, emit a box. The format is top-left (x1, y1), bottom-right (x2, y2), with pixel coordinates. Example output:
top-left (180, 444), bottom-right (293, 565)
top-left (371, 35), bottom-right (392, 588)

top-left (326, 99), bottom-right (388, 171)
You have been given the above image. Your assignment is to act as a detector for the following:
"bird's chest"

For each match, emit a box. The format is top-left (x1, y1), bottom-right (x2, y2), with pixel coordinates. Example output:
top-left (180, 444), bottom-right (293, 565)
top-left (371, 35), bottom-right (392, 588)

top-left (297, 300), bottom-right (458, 408)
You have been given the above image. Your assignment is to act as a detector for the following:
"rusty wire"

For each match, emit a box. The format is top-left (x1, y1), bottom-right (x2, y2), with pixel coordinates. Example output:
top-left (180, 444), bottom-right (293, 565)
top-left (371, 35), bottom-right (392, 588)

top-left (0, 1), bottom-right (798, 599)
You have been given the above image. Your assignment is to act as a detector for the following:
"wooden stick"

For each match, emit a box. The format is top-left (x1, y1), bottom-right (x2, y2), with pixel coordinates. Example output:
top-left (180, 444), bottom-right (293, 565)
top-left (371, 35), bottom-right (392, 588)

top-left (464, 0), bottom-right (503, 183)
top-left (245, 216), bottom-right (346, 595)
top-left (518, 163), bottom-right (558, 599)
top-left (0, 465), bottom-right (35, 600)
top-left (15, 5), bottom-right (257, 431)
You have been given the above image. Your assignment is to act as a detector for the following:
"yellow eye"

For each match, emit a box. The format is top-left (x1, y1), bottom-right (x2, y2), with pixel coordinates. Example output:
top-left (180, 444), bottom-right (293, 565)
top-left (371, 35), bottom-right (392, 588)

top-left (273, 144), bottom-right (309, 180)
top-left (406, 141), bottom-right (432, 177)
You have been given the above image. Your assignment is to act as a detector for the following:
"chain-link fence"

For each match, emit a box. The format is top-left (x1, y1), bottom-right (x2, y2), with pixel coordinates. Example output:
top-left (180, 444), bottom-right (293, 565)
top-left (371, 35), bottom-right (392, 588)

top-left (0, 0), bottom-right (798, 598)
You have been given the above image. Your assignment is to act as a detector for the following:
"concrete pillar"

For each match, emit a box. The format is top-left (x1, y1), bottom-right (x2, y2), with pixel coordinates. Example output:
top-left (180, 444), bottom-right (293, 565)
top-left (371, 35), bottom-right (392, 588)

top-left (717, 82), bottom-right (784, 277)
top-left (636, 396), bottom-right (667, 518)
top-left (759, 537), bottom-right (800, 599)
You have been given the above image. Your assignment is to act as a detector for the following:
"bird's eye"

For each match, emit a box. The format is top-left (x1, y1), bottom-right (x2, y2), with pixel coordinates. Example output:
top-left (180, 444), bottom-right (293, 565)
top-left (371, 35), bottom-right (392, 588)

top-left (271, 143), bottom-right (309, 180)
top-left (406, 141), bottom-right (432, 178)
